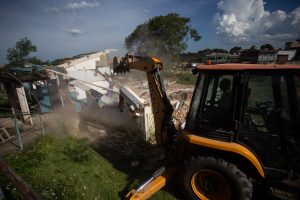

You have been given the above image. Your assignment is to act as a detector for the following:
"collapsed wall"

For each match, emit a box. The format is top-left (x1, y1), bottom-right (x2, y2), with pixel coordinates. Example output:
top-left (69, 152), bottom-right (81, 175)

top-left (46, 49), bottom-right (119, 112)
top-left (118, 81), bottom-right (193, 143)
top-left (119, 85), bottom-right (155, 142)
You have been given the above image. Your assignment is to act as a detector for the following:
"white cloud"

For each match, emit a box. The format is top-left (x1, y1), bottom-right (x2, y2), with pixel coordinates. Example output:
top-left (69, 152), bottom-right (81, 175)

top-left (47, 7), bottom-right (60, 13)
top-left (65, 1), bottom-right (100, 11)
top-left (291, 7), bottom-right (300, 27)
top-left (48, 1), bottom-right (100, 13)
top-left (215, 0), bottom-right (300, 45)
top-left (62, 28), bottom-right (84, 36)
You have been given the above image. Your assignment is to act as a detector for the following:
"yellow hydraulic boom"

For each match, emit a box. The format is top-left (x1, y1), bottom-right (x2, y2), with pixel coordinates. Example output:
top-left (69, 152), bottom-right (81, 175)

top-left (114, 54), bottom-right (177, 147)
top-left (113, 54), bottom-right (178, 199)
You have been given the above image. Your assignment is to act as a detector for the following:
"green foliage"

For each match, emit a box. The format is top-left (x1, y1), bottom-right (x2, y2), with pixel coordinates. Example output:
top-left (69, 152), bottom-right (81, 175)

top-left (211, 48), bottom-right (228, 53)
top-left (260, 43), bottom-right (275, 50)
top-left (162, 71), bottom-right (197, 85)
top-left (249, 45), bottom-right (257, 50)
top-left (0, 91), bottom-right (9, 107)
top-left (51, 58), bottom-right (67, 66)
top-left (63, 138), bottom-right (90, 163)
top-left (27, 57), bottom-right (44, 65)
top-left (180, 48), bottom-right (229, 63)
top-left (0, 135), bottom-right (175, 200)
top-left (176, 73), bottom-right (197, 85)
top-left (6, 37), bottom-right (37, 67)
top-left (180, 52), bottom-right (203, 63)
top-left (125, 13), bottom-right (201, 59)
top-left (5, 136), bottom-right (55, 173)
top-left (229, 46), bottom-right (242, 54)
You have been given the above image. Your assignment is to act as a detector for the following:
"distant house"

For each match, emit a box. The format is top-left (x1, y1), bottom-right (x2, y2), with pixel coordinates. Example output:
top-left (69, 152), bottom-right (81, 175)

top-left (276, 50), bottom-right (296, 64)
top-left (258, 50), bottom-right (278, 64)
top-left (285, 40), bottom-right (300, 60)
top-left (205, 53), bottom-right (229, 64)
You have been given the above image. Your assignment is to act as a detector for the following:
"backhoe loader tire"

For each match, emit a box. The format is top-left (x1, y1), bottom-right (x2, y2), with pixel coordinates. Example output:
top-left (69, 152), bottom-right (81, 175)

top-left (180, 156), bottom-right (253, 200)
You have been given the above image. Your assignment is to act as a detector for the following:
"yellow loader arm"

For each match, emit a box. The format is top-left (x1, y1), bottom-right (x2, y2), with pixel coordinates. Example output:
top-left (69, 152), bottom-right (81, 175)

top-left (113, 54), bottom-right (176, 147)
top-left (125, 167), bottom-right (178, 200)
top-left (114, 54), bottom-right (179, 199)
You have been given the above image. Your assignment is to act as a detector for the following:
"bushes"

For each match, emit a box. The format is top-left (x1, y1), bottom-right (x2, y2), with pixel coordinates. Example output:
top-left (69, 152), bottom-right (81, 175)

top-left (63, 138), bottom-right (90, 163)
top-left (1, 135), bottom-right (123, 199)
top-left (176, 74), bottom-right (197, 85)
top-left (162, 71), bottom-right (197, 85)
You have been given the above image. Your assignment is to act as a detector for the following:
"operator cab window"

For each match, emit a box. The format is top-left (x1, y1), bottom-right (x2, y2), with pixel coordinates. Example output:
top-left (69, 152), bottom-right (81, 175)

top-left (240, 73), bottom-right (296, 169)
top-left (294, 75), bottom-right (300, 110)
top-left (186, 74), bottom-right (205, 130)
top-left (199, 74), bottom-right (234, 131)
top-left (241, 75), bottom-right (292, 134)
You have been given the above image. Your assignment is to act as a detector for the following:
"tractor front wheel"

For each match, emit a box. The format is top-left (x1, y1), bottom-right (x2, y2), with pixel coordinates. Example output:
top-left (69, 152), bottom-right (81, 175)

top-left (180, 156), bottom-right (253, 200)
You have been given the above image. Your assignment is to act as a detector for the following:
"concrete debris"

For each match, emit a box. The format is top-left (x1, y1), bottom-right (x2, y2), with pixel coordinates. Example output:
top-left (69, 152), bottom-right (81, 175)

top-left (120, 85), bottom-right (146, 110)
top-left (131, 161), bottom-right (140, 167)
top-left (116, 78), bottom-right (194, 142)
top-left (119, 85), bottom-right (155, 142)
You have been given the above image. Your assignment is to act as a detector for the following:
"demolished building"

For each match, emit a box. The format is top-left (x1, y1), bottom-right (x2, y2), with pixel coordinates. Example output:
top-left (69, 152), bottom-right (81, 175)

top-left (47, 49), bottom-right (119, 111)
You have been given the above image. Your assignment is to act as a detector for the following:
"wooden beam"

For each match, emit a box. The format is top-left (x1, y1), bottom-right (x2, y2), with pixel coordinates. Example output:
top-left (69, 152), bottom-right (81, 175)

top-left (0, 157), bottom-right (43, 200)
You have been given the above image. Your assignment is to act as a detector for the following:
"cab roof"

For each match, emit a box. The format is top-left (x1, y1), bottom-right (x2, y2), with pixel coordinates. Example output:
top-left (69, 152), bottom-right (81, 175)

top-left (196, 63), bottom-right (300, 71)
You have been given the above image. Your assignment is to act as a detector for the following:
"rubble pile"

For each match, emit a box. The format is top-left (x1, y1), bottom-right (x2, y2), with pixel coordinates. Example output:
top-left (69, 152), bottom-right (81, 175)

top-left (119, 78), bottom-right (194, 133)
top-left (168, 87), bottom-right (193, 130)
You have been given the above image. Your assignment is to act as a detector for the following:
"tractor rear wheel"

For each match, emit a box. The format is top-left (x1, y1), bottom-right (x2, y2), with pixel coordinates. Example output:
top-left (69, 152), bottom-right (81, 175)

top-left (180, 156), bottom-right (253, 200)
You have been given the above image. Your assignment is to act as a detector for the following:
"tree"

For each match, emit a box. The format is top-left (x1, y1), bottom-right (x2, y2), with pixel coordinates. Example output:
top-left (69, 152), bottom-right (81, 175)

top-left (212, 48), bottom-right (228, 53)
top-left (230, 46), bottom-right (242, 55)
top-left (125, 13), bottom-right (201, 63)
top-left (260, 44), bottom-right (275, 51)
top-left (198, 48), bottom-right (212, 56)
top-left (249, 45), bottom-right (257, 50)
top-left (27, 57), bottom-right (44, 65)
top-left (6, 37), bottom-right (37, 66)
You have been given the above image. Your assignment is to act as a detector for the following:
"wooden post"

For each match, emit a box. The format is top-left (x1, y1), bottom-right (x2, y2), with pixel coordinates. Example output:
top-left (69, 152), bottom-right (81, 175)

top-left (4, 83), bottom-right (18, 112)
top-left (16, 86), bottom-right (33, 125)
top-left (0, 157), bottom-right (43, 200)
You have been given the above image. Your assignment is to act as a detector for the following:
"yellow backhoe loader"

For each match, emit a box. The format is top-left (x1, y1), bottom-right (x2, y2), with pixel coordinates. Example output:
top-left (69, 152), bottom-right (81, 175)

top-left (114, 54), bottom-right (300, 200)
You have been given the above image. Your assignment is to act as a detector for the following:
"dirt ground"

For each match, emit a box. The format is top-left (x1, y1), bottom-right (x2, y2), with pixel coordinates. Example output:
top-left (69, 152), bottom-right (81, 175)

top-left (0, 115), bottom-right (45, 156)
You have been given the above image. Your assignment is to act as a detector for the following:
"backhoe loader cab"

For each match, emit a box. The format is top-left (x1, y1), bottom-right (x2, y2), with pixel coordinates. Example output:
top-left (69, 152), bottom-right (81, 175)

top-left (114, 56), bottom-right (299, 199)
top-left (181, 64), bottom-right (300, 199)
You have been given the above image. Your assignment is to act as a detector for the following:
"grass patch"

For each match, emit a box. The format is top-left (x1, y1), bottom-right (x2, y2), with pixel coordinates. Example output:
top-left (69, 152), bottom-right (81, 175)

top-left (162, 71), bottom-right (197, 85)
top-left (176, 74), bottom-right (197, 85)
top-left (0, 135), bottom-right (175, 199)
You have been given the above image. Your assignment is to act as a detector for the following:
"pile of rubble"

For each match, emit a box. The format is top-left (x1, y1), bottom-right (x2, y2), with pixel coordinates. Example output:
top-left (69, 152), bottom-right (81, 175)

top-left (116, 77), bottom-right (194, 141)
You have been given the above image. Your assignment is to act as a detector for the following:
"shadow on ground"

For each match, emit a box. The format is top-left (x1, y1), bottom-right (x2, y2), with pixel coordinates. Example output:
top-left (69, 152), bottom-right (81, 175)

top-left (78, 101), bottom-right (183, 199)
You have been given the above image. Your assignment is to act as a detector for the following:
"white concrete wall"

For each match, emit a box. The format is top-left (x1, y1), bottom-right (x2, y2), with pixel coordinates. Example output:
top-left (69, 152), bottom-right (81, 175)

top-left (59, 49), bottom-right (117, 71)
top-left (276, 50), bottom-right (296, 61)
top-left (66, 57), bottom-right (100, 72)
top-left (258, 54), bottom-right (276, 63)
top-left (56, 49), bottom-right (118, 110)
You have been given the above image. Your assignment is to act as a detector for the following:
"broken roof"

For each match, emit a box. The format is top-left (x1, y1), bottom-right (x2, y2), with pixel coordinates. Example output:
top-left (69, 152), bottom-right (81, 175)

top-left (55, 49), bottom-right (118, 67)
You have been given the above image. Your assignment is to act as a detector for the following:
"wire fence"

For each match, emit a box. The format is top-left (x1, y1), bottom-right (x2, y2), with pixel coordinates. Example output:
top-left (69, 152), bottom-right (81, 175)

top-left (0, 106), bottom-right (45, 150)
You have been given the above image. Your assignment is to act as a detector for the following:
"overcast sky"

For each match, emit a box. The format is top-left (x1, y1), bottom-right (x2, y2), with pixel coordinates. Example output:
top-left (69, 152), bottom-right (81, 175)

top-left (0, 0), bottom-right (299, 64)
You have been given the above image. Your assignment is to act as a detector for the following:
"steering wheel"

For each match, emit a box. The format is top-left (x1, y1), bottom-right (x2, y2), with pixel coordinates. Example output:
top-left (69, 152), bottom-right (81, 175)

top-left (255, 101), bottom-right (274, 113)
